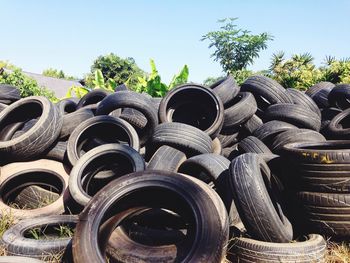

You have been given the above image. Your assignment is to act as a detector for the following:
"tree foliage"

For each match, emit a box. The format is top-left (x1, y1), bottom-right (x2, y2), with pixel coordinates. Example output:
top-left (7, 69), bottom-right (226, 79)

top-left (201, 18), bottom-right (273, 73)
top-left (135, 59), bottom-right (189, 97)
top-left (86, 53), bottom-right (145, 89)
top-left (0, 65), bottom-right (58, 102)
top-left (42, 68), bottom-right (75, 80)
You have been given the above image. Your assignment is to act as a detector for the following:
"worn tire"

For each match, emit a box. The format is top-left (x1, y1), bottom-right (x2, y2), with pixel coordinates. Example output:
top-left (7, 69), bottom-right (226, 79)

top-left (328, 84), bottom-right (350, 110)
top-left (147, 145), bottom-right (186, 172)
top-left (286, 88), bottom-right (321, 117)
top-left (238, 136), bottom-right (272, 154)
top-left (68, 144), bottom-right (145, 207)
top-left (227, 234), bottom-right (326, 263)
top-left (60, 108), bottom-right (94, 140)
top-left (0, 96), bottom-right (62, 161)
top-left (1, 215), bottom-right (77, 258)
top-left (229, 153), bottom-right (293, 242)
top-left (0, 159), bottom-right (69, 220)
top-left (56, 98), bottom-right (77, 115)
top-left (66, 115), bottom-right (139, 166)
top-left (148, 122), bottom-right (213, 158)
top-left (72, 171), bottom-right (229, 263)
top-left (265, 103), bottom-right (321, 131)
top-left (159, 84), bottom-right (224, 138)
top-left (209, 75), bottom-right (240, 106)
top-left (222, 92), bottom-right (257, 130)
top-left (0, 84), bottom-right (21, 104)
top-left (96, 91), bottom-right (158, 145)
top-left (76, 89), bottom-right (110, 109)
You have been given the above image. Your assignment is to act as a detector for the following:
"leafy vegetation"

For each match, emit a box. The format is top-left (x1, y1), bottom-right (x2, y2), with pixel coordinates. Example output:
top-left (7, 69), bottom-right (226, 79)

top-left (42, 68), bottom-right (76, 80)
top-left (134, 59), bottom-right (189, 97)
top-left (0, 62), bottom-right (58, 102)
top-left (85, 53), bottom-right (145, 89)
top-left (201, 18), bottom-right (273, 73)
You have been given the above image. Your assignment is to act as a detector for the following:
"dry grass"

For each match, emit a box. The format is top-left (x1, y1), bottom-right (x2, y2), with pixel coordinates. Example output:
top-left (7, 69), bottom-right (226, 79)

top-left (326, 241), bottom-right (350, 263)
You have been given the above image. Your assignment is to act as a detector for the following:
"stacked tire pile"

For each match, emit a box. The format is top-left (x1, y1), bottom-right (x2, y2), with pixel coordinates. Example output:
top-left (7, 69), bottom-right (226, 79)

top-left (0, 79), bottom-right (349, 262)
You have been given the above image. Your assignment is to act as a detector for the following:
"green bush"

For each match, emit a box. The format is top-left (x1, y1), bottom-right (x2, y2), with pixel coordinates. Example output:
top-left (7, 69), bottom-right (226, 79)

top-left (42, 68), bottom-right (75, 80)
top-left (0, 65), bottom-right (58, 102)
top-left (85, 53), bottom-right (145, 89)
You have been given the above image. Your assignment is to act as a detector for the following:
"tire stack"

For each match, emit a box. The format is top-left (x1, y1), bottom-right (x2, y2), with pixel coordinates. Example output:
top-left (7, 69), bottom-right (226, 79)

top-left (281, 141), bottom-right (350, 239)
top-left (0, 76), bottom-right (345, 262)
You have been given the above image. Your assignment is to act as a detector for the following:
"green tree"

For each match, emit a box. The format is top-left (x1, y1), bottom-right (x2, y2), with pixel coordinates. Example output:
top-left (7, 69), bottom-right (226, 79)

top-left (201, 18), bottom-right (273, 74)
top-left (42, 68), bottom-right (75, 80)
top-left (86, 53), bottom-right (145, 89)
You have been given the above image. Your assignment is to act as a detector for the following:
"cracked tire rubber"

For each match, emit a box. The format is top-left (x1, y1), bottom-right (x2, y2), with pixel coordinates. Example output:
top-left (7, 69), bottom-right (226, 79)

top-left (265, 103), bottom-right (321, 131)
top-left (209, 75), bottom-right (240, 106)
top-left (66, 115), bottom-right (139, 166)
top-left (159, 84), bottom-right (224, 138)
top-left (0, 96), bottom-right (62, 161)
top-left (72, 170), bottom-right (229, 263)
top-left (96, 91), bottom-right (158, 146)
top-left (0, 159), bottom-right (69, 220)
top-left (147, 145), bottom-right (186, 172)
top-left (229, 153), bottom-right (293, 242)
top-left (297, 192), bottom-right (350, 238)
top-left (148, 122), bottom-right (213, 158)
top-left (227, 234), bottom-right (326, 263)
top-left (0, 215), bottom-right (77, 258)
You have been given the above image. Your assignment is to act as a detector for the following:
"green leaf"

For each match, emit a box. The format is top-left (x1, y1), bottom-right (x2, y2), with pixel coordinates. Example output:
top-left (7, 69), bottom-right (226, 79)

top-left (149, 59), bottom-right (158, 79)
top-left (169, 64), bottom-right (189, 89)
top-left (106, 78), bottom-right (117, 91)
top-left (93, 69), bottom-right (105, 88)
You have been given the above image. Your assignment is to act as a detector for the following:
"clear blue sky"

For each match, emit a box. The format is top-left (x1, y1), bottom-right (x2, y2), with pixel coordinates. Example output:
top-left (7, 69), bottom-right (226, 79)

top-left (1, 0), bottom-right (349, 83)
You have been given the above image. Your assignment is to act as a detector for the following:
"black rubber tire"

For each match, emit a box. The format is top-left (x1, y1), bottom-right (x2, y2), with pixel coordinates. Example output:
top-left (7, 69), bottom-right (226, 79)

top-left (209, 75), bottom-right (240, 106)
top-left (327, 107), bottom-right (350, 139)
top-left (307, 82), bottom-right (335, 109)
top-left (0, 96), bottom-right (62, 161)
top-left (76, 89), bottom-right (110, 109)
top-left (306, 81), bottom-right (335, 97)
top-left (264, 103), bottom-right (321, 131)
top-left (72, 171), bottom-right (229, 263)
top-left (120, 108), bottom-right (147, 129)
top-left (227, 234), bottom-right (326, 263)
top-left (286, 88), bottom-right (321, 117)
top-left (281, 140), bottom-right (350, 164)
top-left (43, 140), bottom-right (67, 162)
top-left (147, 145), bottom-right (186, 172)
top-left (11, 119), bottom-right (38, 139)
top-left (0, 159), bottom-right (69, 220)
top-left (68, 144), bottom-right (145, 207)
top-left (0, 84), bottom-right (21, 104)
top-left (56, 98), bottom-right (77, 115)
top-left (242, 114), bottom-right (263, 134)
top-left (241, 75), bottom-right (292, 111)
top-left (14, 185), bottom-right (59, 209)
top-left (1, 215), bottom-right (77, 258)
top-left (217, 130), bottom-right (239, 148)
top-left (253, 120), bottom-right (297, 145)
top-left (60, 108), bottom-right (94, 140)
top-left (0, 257), bottom-right (45, 263)
top-left (96, 91), bottom-right (158, 145)
top-left (66, 115), bottom-right (139, 166)
top-left (271, 129), bottom-right (326, 153)
top-left (178, 153), bottom-right (230, 186)
top-left (328, 84), bottom-right (350, 110)
top-left (297, 191), bottom-right (350, 237)
top-left (148, 122), bottom-right (213, 158)
top-left (159, 84), bottom-right (224, 138)
top-left (229, 153), bottom-right (293, 242)
top-left (222, 92), bottom-right (257, 130)
top-left (238, 136), bottom-right (272, 154)
top-left (0, 102), bottom-right (7, 112)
